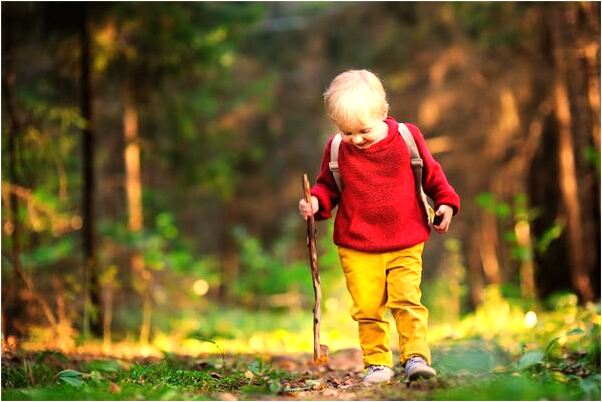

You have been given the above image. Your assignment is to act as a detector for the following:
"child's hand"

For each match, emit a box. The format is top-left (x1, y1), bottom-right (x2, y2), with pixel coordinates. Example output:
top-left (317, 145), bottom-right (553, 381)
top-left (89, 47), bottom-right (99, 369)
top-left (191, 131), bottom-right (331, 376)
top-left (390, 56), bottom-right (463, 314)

top-left (433, 204), bottom-right (454, 234)
top-left (299, 196), bottom-right (319, 220)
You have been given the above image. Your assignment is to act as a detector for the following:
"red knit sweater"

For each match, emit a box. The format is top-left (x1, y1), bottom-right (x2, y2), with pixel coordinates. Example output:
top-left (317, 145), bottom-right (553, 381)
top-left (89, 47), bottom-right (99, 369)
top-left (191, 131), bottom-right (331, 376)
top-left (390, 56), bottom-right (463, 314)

top-left (311, 117), bottom-right (460, 253)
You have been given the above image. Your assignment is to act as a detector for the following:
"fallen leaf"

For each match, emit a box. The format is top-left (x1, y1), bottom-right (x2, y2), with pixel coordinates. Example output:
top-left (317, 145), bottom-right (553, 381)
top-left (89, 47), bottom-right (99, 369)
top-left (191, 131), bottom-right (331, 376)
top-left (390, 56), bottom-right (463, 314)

top-left (244, 370), bottom-right (254, 379)
top-left (108, 382), bottom-right (121, 394)
top-left (217, 392), bottom-right (237, 401)
top-left (305, 379), bottom-right (321, 389)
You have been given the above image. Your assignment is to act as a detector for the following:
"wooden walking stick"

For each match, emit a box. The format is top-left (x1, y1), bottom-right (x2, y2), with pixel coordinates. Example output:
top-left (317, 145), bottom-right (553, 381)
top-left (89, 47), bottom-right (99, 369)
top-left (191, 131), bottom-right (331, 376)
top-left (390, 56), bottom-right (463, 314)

top-left (302, 173), bottom-right (329, 365)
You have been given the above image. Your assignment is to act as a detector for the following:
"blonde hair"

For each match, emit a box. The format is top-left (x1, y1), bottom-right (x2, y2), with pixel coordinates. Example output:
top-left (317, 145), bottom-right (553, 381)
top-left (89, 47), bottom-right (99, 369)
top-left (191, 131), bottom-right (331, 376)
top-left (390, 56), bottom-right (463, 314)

top-left (323, 69), bottom-right (389, 130)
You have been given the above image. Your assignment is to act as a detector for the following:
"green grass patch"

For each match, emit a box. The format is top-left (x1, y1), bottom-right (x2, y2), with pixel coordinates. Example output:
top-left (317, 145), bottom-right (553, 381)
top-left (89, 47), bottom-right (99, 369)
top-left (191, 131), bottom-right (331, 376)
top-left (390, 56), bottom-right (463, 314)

top-left (1, 356), bottom-right (299, 401)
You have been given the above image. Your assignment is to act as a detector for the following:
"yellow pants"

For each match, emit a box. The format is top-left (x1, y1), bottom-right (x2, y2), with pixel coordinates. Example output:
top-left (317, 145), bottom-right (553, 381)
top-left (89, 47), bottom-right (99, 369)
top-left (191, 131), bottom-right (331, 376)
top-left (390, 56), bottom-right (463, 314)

top-left (337, 243), bottom-right (431, 368)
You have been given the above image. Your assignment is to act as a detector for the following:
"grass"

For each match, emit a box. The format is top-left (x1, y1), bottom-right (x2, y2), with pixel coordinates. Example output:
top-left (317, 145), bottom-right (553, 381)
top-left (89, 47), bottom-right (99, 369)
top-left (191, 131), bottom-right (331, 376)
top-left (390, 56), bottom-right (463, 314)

top-left (2, 293), bottom-right (600, 400)
top-left (2, 355), bottom-right (298, 400)
top-left (2, 333), bottom-right (599, 401)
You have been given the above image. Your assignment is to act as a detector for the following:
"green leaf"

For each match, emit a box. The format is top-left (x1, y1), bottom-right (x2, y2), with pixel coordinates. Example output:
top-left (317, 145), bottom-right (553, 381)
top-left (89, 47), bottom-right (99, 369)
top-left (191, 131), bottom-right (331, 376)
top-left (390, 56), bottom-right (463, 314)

top-left (57, 369), bottom-right (83, 378)
top-left (579, 374), bottom-right (601, 400)
top-left (545, 337), bottom-right (561, 356)
top-left (268, 379), bottom-right (282, 393)
top-left (566, 327), bottom-right (585, 336)
top-left (247, 360), bottom-right (261, 375)
top-left (21, 238), bottom-right (75, 267)
top-left (511, 246), bottom-right (532, 262)
top-left (518, 350), bottom-right (544, 369)
top-left (475, 192), bottom-right (496, 211)
top-left (535, 222), bottom-right (565, 254)
top-left (494, 203), bottom-right (511, 218)
top-left (503, 230), bottom-right (517, 242)
top-left (88, 370), bottom-right (103, 382)
top-left (57, 369), bottom-right (85, 388)
top-left (59, 376), bottom-right (85, 387)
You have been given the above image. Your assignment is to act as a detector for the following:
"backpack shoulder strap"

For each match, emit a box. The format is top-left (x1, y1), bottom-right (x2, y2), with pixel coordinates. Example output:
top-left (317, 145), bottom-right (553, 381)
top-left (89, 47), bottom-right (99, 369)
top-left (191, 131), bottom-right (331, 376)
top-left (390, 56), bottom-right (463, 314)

top-left (329, 133), bottom-right (343, 191)
top-left (398, 123), bottom-right (435, 225)
top-left (397, 123), bottom-right (423, 168)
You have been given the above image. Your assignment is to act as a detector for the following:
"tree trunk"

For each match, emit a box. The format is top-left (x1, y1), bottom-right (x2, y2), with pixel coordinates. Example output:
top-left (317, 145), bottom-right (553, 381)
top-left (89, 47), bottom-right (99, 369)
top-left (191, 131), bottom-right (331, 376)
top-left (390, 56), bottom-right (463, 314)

top-left (548, 5), bottom-right (594, 302)
top-left (218, 199), bottom-right (239, 303)
top-left (80, 2), bottom-right (103, 337)
top-left (478, 211), bottom-right (502, 285)
top-left (514, 218), bottom-right (536, 299)
top-left (466, 229), bottom-right (484, 308)
top-left (123, 90), bottom-right (152, 344)
top-left (1, 22), bottom-right (26, 341)
top-left (102, 285), bottom-right (113, 352)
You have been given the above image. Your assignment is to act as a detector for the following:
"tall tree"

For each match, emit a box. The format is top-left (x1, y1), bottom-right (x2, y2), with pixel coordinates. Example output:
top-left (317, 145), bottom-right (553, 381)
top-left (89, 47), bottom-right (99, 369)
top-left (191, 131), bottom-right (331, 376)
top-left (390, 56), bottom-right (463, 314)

top-left (2, 10), bottom-right (25, 340)
top-left (123, 87), bottom-right (151, 344)
top-left (546, 4), bottom-right (595, 302)
top-left (79, 2), bottom-right (103, 337)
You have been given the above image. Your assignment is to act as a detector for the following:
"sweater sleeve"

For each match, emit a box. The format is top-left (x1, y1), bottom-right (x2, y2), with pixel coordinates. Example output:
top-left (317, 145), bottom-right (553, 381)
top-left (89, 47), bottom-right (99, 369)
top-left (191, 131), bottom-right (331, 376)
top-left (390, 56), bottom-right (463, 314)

top-left (310, 135), bottom-right (341, 220)
top-left (406, 123), bottom-right (461, 215)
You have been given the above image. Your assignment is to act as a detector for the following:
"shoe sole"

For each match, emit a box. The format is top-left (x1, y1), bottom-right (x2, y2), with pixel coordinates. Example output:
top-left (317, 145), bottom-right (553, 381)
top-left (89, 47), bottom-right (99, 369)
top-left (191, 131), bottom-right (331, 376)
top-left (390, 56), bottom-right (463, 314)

top-left (406, 370), bottom-right (436, 381)
top-left (363, 376), bottom-right (394, 385)
top-left (362, 379), bottom-right (393, 385)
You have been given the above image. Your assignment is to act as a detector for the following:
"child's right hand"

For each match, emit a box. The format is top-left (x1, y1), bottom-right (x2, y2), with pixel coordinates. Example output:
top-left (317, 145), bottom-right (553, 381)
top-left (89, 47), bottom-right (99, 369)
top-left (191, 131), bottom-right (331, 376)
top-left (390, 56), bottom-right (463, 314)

top-left (299, 196), bottom-right (319, 220)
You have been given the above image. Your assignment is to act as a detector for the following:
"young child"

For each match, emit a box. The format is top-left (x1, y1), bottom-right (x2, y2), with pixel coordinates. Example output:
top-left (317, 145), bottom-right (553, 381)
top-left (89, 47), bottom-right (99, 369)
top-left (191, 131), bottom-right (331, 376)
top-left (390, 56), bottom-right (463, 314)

top-left (298, 70), bottom-right (460, 384)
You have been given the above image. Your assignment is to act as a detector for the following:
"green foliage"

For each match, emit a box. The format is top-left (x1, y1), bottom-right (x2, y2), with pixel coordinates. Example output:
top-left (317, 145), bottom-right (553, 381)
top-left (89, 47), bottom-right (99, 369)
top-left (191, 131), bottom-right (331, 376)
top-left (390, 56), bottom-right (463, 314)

top-left (2, 298), bottom-right (600, 400)
top-left (475, 192), bottom-right (565, 265)
top-left (423, 238), bottom-right (468, 324)
top-left (583, 145), bottom-right (601, 176)
top-left (518, 350), bottom-right (544, 369)
top-left (475, 192), bottom-right (511, 218)
top-left (535, 221), bottom-right (565, 254)
top-left (1, 360), bottom-right (57, 390)
top-left (434, 373), bottom-right (583, 400)
top-left (451, 3), bottom-right (532, 50)
top-left (34, 351), bottom-right (68, 365)
top-left (56, 369), bottom-right (85, 388)
top-left (316, 220), bottom-right (344, 289)
top-left (100, 212), bottom-right (216, 277)
top-left (20, 237), bottom-right (75, 267)
top-left (232, 225), bottom-right (311, 300)
top-left (83, 360), bottom-right (123, 373)
top-left (227, 216), bottom-right (343, 306)
top-left (2, 356), bottom-right (299, 401)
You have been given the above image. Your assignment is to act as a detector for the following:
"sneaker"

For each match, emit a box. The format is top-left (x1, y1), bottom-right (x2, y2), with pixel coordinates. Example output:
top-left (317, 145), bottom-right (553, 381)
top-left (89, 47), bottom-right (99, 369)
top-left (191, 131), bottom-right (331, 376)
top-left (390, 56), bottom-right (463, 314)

top-left (404, 356), bottom-right (436, 381)
top-left (363, 365), bottom-right (394, 384)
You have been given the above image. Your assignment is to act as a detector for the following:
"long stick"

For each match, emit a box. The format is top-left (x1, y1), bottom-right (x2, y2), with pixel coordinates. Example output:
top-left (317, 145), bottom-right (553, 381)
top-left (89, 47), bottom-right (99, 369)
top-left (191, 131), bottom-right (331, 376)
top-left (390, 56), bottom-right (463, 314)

top-left (302, 174), bottom-right (328, 365)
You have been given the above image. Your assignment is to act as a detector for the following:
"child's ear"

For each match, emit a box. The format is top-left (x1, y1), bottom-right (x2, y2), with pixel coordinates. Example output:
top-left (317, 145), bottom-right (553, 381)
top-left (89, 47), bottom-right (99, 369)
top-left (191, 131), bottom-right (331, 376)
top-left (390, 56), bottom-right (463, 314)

top-left (383, 103), bottom-right (389, 119)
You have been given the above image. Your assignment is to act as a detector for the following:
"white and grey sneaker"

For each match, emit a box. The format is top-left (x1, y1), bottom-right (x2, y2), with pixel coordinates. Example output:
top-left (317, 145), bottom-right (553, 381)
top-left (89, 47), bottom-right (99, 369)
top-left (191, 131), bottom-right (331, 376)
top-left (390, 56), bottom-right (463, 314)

top-left (404, 356), bottom-right (436, 381)
top-left (363, 365), bottom-right (395, 384)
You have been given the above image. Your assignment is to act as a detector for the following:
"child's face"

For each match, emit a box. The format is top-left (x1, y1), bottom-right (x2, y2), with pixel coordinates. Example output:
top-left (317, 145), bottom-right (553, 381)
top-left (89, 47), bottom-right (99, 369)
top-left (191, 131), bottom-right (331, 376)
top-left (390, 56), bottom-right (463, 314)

top-left (337, 115), bottom-right (387, 150)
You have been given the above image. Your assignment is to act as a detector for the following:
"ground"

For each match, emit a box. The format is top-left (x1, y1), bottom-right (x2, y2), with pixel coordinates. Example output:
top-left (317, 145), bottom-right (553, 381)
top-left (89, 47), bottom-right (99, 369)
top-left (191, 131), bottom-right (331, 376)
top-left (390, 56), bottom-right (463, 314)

top-left (2, 336), bottom-right (598, 400)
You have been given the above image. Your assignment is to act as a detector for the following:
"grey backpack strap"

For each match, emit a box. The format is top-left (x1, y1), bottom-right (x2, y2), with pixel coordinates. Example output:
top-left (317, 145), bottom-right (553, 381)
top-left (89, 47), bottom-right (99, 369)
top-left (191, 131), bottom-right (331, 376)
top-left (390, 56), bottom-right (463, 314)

top-left (329, 133), bottom-right (343, 191)
top-left (398, 123), bottom-right (435, 225)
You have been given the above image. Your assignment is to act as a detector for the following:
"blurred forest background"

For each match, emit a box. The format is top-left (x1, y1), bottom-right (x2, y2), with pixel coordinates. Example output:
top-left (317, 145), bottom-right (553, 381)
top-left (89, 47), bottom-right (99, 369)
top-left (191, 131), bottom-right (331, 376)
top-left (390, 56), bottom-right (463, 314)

top-left (1, 1), bottom-right (600, 366)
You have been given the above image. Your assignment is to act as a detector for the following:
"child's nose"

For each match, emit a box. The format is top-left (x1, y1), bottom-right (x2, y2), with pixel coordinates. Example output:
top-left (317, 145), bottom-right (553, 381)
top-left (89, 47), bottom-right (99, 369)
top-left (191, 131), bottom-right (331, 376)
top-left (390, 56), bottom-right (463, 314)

top-left (352, 135), bottom-right (364, 144)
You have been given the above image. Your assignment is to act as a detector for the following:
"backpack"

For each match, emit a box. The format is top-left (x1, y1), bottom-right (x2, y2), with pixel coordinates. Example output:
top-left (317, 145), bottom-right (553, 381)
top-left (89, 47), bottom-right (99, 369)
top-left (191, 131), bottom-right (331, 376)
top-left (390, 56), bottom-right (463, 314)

top-left (328, 123), bottom-right (436, 226)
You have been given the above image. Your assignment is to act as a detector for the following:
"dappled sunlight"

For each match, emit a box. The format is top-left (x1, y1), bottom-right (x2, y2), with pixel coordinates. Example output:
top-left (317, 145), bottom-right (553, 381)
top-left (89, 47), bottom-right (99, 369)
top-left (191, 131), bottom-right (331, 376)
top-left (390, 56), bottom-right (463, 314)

top-left (2, 2), bottom-right (599, 400)
top-left (418, 91), bottom-right (456, 130)
top-left (5, 290), bottom-right (599, 401)
top-left (12, 288), bottom-right (599, 367)
top-left (429, 287), bottom-right (600, 360)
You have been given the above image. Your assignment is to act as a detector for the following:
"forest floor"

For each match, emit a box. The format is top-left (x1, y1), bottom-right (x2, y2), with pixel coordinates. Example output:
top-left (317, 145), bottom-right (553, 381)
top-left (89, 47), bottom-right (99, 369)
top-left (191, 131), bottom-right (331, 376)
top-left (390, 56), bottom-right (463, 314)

top-left (2, 296), bottom-right (600, 400)
top-left (1, 336), bottom-right (599, 401)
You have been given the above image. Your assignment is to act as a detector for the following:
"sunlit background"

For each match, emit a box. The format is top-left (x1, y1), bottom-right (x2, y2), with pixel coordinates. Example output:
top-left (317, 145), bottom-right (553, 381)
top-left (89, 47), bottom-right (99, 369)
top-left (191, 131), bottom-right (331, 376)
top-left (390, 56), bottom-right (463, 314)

top-left (1, 3), bottom-right (600, 394)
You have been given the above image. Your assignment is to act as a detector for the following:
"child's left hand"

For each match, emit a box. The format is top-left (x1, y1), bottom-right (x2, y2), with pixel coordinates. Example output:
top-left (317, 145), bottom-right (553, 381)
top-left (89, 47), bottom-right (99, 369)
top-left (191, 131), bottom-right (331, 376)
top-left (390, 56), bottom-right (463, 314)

top-left (433, 204), bottom-right (454, 234)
